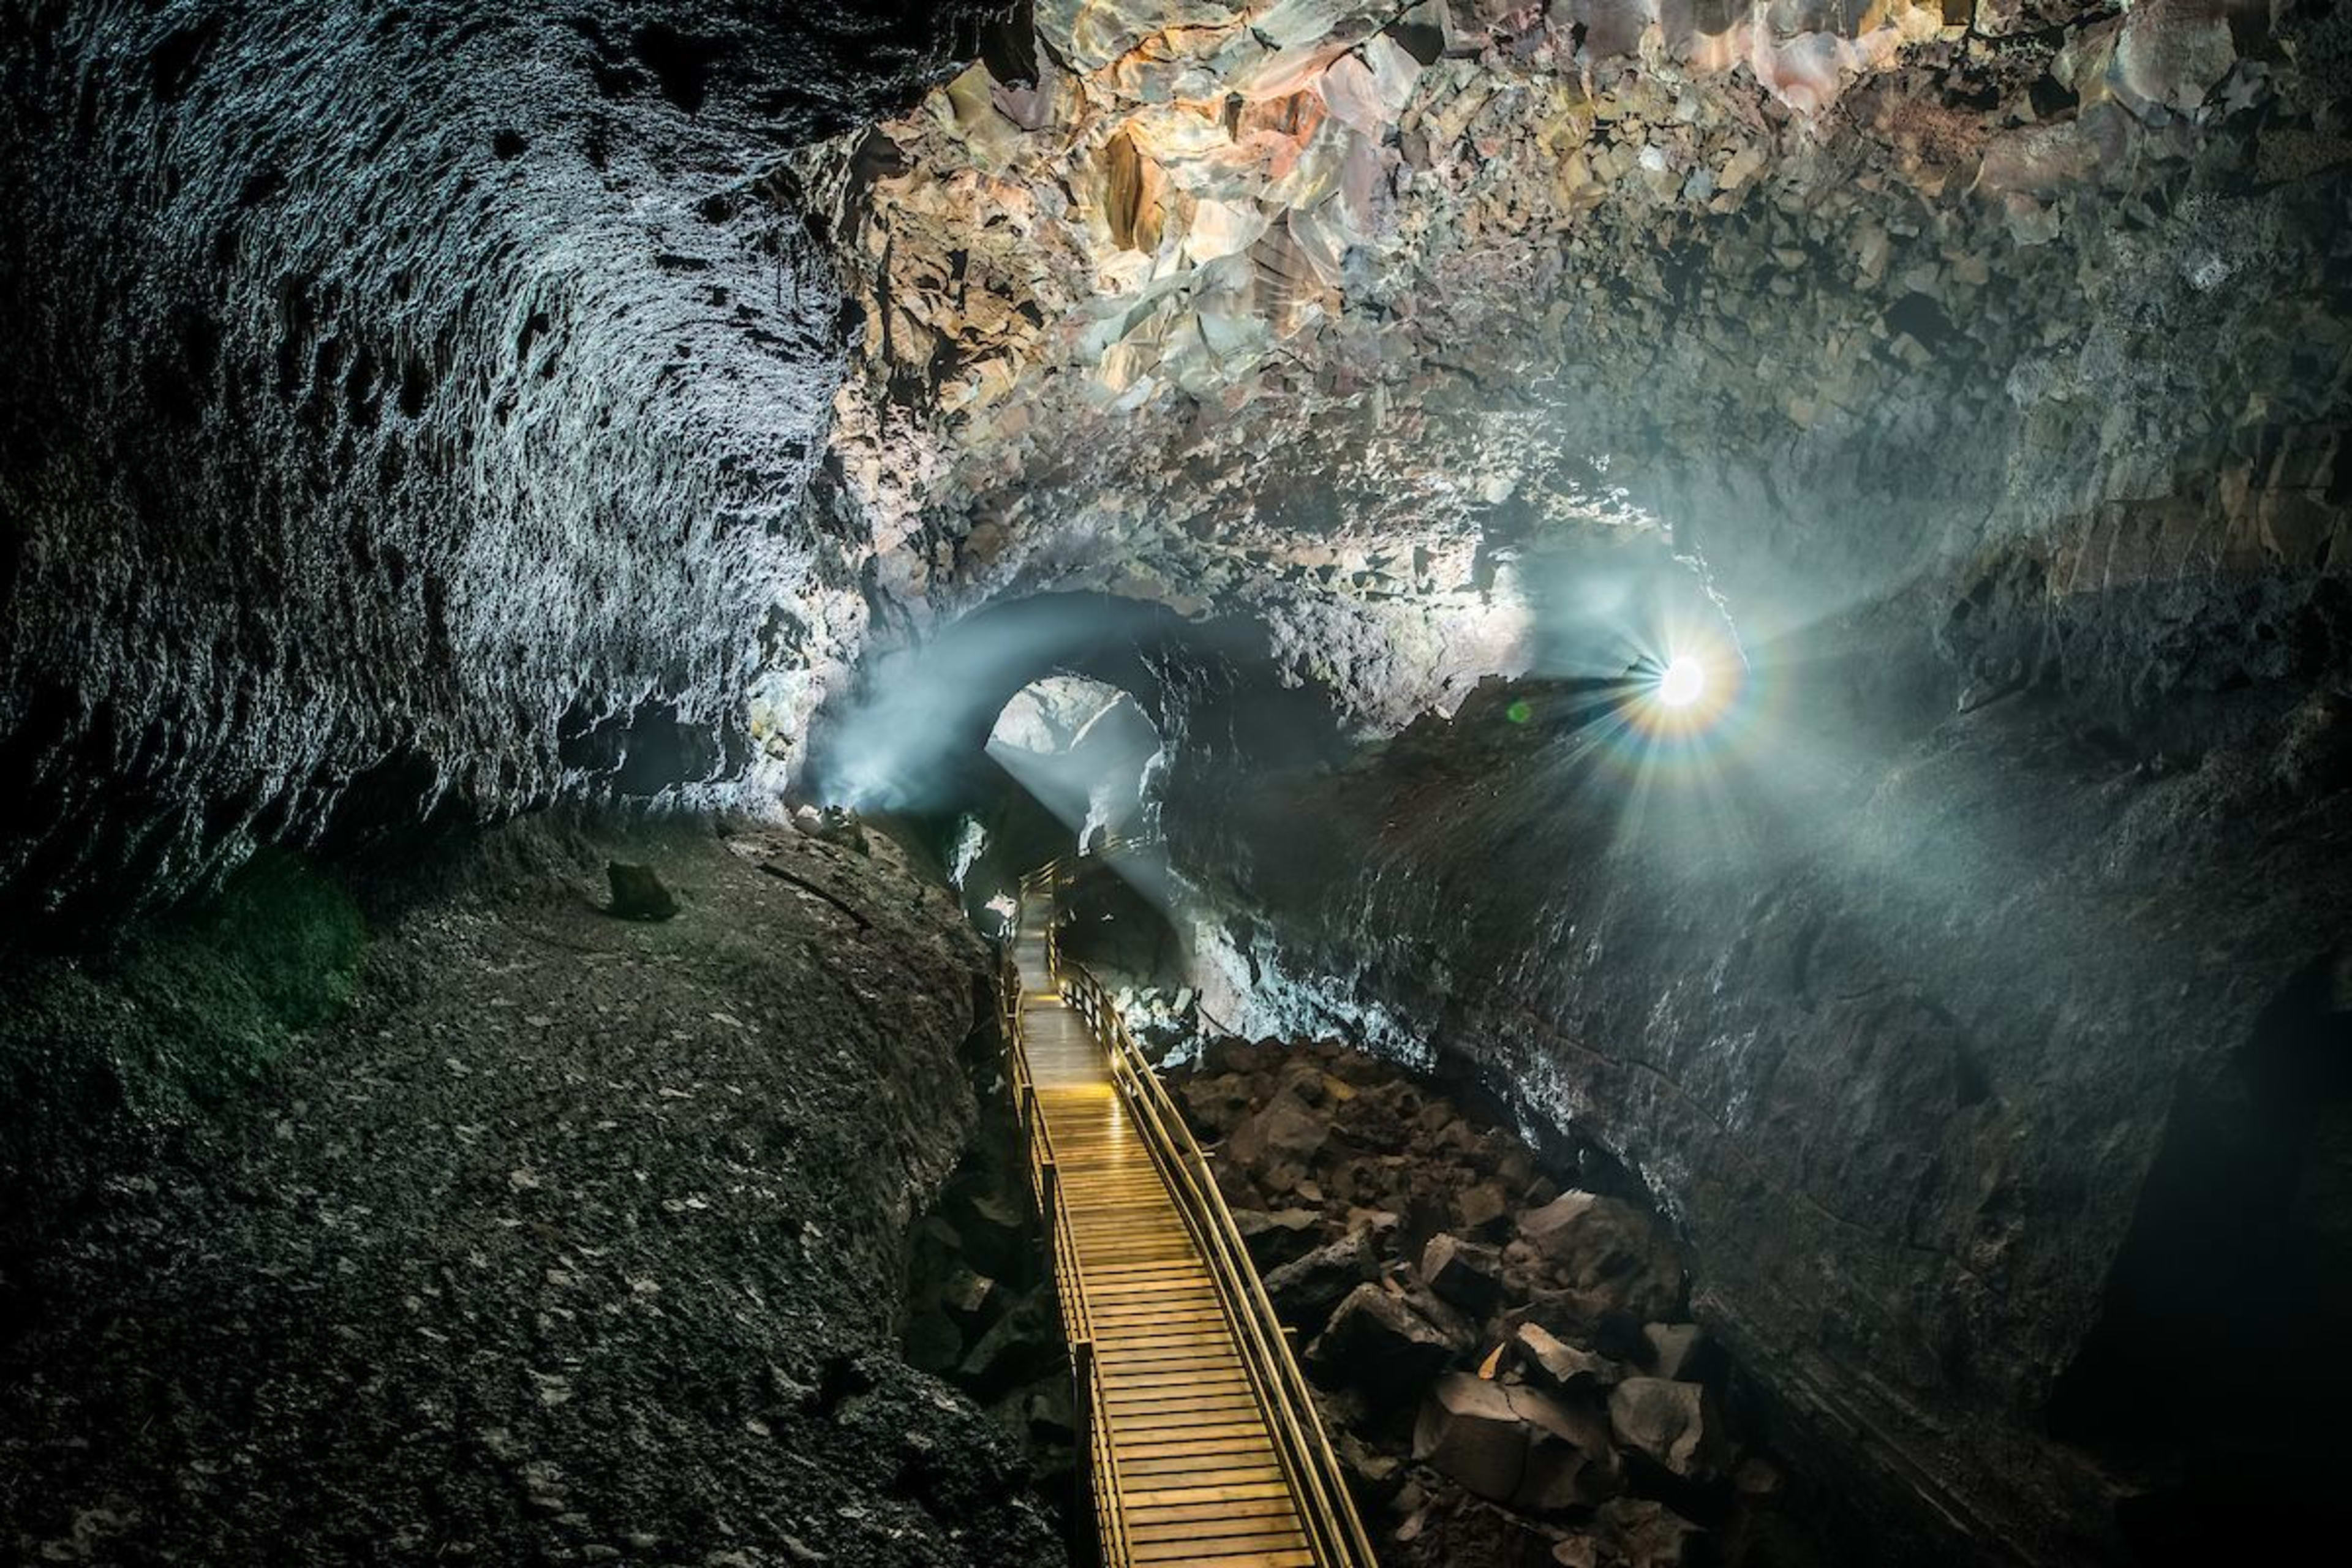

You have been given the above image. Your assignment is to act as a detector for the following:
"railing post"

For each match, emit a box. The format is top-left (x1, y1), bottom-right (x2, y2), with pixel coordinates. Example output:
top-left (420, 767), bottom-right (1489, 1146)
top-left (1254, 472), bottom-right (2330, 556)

top-left (1071, 1335), bottom-right (1094, 1464)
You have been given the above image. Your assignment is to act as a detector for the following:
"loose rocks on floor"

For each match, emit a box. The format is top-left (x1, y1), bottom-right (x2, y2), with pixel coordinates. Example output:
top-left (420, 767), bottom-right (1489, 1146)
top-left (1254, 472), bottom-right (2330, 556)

top-left (1171, 1034), bottom-right (1830, 1568)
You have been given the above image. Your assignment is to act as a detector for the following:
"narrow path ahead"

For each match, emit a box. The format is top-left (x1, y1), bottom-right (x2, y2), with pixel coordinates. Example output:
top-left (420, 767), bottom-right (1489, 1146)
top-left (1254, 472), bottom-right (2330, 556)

top-left (1011, 893), bottom-right (1321, 1568)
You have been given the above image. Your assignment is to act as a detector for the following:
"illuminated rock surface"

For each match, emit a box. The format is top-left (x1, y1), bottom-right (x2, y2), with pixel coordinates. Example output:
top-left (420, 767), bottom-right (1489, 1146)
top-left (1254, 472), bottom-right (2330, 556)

top-left (2, 1), bottom-right (2349, 1564)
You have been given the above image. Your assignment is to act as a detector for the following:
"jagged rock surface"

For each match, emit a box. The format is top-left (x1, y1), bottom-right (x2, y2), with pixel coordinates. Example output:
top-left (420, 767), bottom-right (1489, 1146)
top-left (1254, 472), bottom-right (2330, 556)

top-left (1169, 1032), bottom-right (1800, 1568)
top-left (801, 0), bottom-right (2352, 739)
top-left (0, 814), bottom-right (1063, 1565)
top-left (1166, 671), bottom-right (2352, 1563)
top-left (0, 1), bottom-right (990, 926)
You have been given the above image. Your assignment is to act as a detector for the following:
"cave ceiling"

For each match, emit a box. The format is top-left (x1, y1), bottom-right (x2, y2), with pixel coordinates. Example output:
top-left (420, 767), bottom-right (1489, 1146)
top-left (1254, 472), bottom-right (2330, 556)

top-left (785, 0), bottom-right (2346, 738)
top-left (2, 0), bottom-right (2344, 919)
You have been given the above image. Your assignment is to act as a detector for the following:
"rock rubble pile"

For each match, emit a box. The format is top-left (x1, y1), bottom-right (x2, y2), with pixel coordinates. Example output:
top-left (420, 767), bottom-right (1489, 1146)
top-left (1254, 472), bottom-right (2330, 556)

top-left (1174, 1033), bottom-right (1820, 1568)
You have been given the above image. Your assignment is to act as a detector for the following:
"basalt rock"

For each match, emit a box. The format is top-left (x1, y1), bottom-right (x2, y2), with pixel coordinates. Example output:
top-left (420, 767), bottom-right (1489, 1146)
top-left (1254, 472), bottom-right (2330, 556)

top-left (605, 861), bottom-right (679, 922)
top-left (1640, 1324), bottom-right (1711, 1385)
top-left (1517, 1192), bottom-right (1688, 1328)
top-left (1308, 1283), bottom-right (1461, 1398)
top-left (0, 1), bottom-right (992, 928)
top-left (1608, 1379), bottom-right (1730, 1487)
top-left (1264, 1229), bottom-right (1381, 1333)
top-left (1422, 1231), bottom-right (1507, 1318)
top-left (1234, 1207), bottom-right (1326, 1271)
top-left (1515, 1322), bottom-right (1626, 1398)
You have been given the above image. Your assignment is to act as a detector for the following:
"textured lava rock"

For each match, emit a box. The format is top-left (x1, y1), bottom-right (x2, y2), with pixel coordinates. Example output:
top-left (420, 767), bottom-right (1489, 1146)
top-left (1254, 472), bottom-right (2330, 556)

top-left (1413, 1371), bottom-right (1623, 1512)
top-left (1422, 1231), bottom-right (1507, 1316)
top-left (1608, 1378), bottom-right (1729, 1486)
top-left (0, 1), bottom-right (992, 928)
top-left (1169, 667), bottom-right (2352, 1562)
top-left (1306, 1281), bottom-right (1462, 1396)
top-left (1166, 1032), bottom-right (1770, 1566)
top-left (604, 858), bottom-right (679, 920)
top-left (802, 0), bottom-right (2352, 756)
top-left (1264, 1227), bottom-right (1381, 1332)
top-left (0, 813), bottom-right (1063, 1564)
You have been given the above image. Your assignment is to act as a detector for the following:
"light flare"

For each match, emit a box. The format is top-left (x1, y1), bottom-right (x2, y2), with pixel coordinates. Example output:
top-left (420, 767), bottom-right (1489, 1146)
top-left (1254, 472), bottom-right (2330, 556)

top-left (1656, 655), bottom-right (1706, 709)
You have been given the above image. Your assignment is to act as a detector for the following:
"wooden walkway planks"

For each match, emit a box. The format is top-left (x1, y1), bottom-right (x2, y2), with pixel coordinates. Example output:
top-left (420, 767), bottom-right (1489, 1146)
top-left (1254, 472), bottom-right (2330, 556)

top-left (1012, 897), bottom-right (1318, 1568)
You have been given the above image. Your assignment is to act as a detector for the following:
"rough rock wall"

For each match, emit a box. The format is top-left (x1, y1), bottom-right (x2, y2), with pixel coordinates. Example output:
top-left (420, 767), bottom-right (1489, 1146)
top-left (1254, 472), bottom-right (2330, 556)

top-left (0, 1), bottom-right (991, 929)
top-left (802, 0), bottom-right (2350, 733)
top-left (783, 18), bottom-right (2352, 1548)
top-left (1163, 663), bottom-right (2352, 1562)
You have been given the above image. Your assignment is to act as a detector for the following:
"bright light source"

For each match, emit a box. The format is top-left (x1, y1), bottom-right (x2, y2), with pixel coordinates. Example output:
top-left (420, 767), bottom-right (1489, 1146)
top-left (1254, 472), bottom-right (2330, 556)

top-left (1656, 655), bottom-right (1706, 709)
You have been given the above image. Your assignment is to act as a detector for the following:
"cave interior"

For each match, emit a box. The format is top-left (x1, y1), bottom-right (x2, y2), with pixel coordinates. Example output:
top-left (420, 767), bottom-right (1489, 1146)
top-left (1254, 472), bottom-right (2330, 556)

top-left (2, 2), bottom-right (2350, 1567)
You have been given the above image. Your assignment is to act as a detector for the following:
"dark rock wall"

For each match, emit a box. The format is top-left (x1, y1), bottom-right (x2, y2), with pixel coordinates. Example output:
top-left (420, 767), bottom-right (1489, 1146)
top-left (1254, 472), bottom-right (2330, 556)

top-left (0, 1), bottom-right (988, 929)
top-left (1166, 657), bottom-right (2352, 1562)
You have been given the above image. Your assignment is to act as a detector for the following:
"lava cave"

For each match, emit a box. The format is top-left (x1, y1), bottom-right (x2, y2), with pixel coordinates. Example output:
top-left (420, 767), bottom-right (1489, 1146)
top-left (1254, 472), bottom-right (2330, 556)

top-left (3, 2), bottom-right (2349, 1566)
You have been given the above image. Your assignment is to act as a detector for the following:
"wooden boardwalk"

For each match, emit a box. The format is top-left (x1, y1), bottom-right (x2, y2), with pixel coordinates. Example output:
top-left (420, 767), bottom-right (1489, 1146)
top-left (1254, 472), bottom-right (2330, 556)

top-left (1011, 893), bottom-right (1327, 1568)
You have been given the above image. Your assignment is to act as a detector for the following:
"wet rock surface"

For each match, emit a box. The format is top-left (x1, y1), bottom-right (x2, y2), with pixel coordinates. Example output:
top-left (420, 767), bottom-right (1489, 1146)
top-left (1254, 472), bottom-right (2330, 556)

top-left (0, 815), bottom-right (1064, 1566)
top-left (1171, 1033), bottom-right (1825, 1568)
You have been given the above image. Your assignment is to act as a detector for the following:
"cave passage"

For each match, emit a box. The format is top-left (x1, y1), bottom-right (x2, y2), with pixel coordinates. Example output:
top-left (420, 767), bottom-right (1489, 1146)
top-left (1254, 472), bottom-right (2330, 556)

top-left (4, 4), bottom-right (2350, 1568)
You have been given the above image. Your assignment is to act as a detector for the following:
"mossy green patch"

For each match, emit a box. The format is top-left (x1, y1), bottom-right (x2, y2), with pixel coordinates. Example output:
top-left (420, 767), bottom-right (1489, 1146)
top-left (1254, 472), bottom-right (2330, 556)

top-left (0, 848), bottom-right (366, 1189)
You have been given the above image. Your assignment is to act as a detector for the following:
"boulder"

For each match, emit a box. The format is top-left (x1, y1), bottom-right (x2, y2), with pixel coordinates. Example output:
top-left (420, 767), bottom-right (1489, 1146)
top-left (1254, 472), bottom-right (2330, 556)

top-left (1517, 1192), bottom-right (1684, 1322)
top-left (1179, 1076), bottom-right (1253, 1137)
top-left (1640, 1322), bottom-right (1708, 1382)
top-left (1232, 1207), bottom-right (1325, 1270)
top-left (1264, 1230), bottom-right (1379, 1332)
top-left (1396, 1276), bottom-right (1479, 1357)
top-left (1607, 1378), bottom-right (1727, 1484)
top-left (938, 1265), bottom-right (998, 1328)
top-left (1199, 1038), bottom-right (1277, 1078)
top-left (2114, 0), bottom-right (2236, 115)
top-left (1453, 1180), bottom-right (1512, 1238)
top-left (1307, 1283), bottom-right (1458, 1396)
top-left (605, 861), bottom-right (678, 921)
top-left (1513, 1322), bottom-right (1623, 1395)
top-left (1226, 1092), bottom-right (1331, 1169)
top-left (956, 1294), bottom-right (1061, 1398)
top-left (1411, 1372), bottom-right (1621, 1511)
top-left (1515, 1291), bottom-right (1653, 1354)
top-left (1421, 1232), bottom-right (1506, 1317)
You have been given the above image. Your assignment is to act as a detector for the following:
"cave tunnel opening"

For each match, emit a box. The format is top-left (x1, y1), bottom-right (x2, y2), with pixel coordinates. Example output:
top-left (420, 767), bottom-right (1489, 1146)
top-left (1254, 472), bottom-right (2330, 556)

top-left (803, 587), bottom-right (1349, 969)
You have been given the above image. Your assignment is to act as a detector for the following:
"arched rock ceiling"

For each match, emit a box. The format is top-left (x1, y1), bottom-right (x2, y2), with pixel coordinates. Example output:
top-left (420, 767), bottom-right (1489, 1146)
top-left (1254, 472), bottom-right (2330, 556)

top-left (0, 0), bottom-right (991, 921)
top-left (789, 0), bottom-right (2348, 735)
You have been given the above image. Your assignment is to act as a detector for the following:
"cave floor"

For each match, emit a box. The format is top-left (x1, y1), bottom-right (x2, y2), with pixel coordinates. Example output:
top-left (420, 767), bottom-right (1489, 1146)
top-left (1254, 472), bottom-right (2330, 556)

top-left (0, 818), bottom-right (1061, 1567)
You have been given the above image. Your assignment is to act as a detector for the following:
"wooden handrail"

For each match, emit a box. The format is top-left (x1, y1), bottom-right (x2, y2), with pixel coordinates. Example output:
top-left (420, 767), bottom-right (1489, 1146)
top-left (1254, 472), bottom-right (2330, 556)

top-left (1052, 955), bottom-right (1376, 1568)
top-left (1016, 832), bottom-right (1159, 902)
top-left (997, 944), bottom-right (1129, 1565)
top-left (1007, 830), bottom-right (1370, 1567)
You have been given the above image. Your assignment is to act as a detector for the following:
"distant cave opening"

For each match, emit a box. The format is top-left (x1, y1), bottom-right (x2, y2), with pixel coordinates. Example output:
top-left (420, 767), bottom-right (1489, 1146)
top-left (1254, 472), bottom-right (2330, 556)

top-left (801, 590), bottom-right (1351, 1018)
top-left (984, 674), bottom-right (1163, 856)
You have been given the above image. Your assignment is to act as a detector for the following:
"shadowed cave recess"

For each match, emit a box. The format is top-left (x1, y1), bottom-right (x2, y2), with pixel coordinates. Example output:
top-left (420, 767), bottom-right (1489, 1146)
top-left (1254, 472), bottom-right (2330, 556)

top-left (2, 1), bottom-right (2350, 1566)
